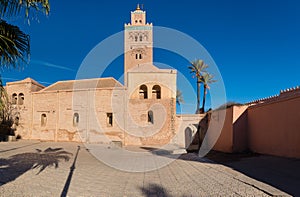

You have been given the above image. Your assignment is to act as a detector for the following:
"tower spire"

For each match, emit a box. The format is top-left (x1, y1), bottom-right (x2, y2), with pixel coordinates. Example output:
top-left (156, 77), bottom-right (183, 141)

top-left (136, 3), bottom-right (140, 10)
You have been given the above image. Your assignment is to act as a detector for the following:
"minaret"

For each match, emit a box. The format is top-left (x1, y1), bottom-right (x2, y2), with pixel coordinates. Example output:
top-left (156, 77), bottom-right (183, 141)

top-left (124, 4), bottom-right (153, 86)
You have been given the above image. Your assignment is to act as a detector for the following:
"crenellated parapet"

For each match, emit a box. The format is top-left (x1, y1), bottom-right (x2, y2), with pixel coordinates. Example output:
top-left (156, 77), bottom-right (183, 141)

top-left (247, 94), bottom-right (279, 105)
top-left (124, 23), bottom-right (152, 27)
top-left (279, 86), bottom-right (300, 98)
top-left (247, 85), bottom-right (300, 105)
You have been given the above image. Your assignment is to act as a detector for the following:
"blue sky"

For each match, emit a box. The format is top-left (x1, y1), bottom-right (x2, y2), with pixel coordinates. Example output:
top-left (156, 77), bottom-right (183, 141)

top-left (2, 0), bottom-right (300, 113)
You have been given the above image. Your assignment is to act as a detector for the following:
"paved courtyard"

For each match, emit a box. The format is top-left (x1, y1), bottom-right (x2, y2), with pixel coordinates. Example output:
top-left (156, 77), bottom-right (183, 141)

top-left (0, 140), bottom-right (291, 196)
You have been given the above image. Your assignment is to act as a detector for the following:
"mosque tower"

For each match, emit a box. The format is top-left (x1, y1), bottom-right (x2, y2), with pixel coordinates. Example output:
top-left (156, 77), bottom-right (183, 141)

top-left (124, 4), bottom-right (153, 86)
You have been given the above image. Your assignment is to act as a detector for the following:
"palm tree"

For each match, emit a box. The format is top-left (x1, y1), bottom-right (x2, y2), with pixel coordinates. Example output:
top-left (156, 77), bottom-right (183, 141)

top-left (0, 0), bottom-right (50, 69)
top-left (188, 59), bottom-right (208, 114)
top-left (201, 72), bottom-right (216, 113)
top-left (176, 89), bottom-right (184, 105)
top-left (0, 1), bottom-right (50, 134)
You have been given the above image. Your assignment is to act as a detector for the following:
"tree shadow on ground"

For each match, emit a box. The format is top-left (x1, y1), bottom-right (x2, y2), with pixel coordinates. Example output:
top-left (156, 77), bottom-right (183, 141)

top-left (140, 183), bottom-right (203, 197)
top-left (0, 147), bottom-right (72, 186)
top-left (140, 183), bottom-right (172, 197)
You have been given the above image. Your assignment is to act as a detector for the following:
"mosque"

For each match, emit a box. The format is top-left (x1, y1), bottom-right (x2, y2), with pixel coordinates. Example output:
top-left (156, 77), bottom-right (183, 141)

top-left (5, 5), bottom-right (200, 147)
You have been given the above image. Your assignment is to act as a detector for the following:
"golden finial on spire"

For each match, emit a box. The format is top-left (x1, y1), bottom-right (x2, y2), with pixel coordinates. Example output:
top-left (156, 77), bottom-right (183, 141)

top-left (136, 4), bottom-right (140, 10)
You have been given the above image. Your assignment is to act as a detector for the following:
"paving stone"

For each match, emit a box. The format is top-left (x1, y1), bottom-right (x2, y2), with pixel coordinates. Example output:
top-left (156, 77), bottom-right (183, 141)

top-left (0, 141), bottom-right (292, 196)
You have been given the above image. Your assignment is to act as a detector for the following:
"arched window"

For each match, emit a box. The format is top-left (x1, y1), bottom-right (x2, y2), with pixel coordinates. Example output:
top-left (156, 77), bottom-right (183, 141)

top-left (139, 54), bottom-right (142, 59)
top-left (73, 113), bottom-right (79, 127)
top-left (41, 114), bottom-right (47, 127)
top-left (18, 93), bottom-right (24, 105)
top-left (136, 54), bottom-right (138, 59)
top-left (135, 36), bottom-right (138, 42)
top-left (12, 93), bottom-right (17, 104)
top-left (148, 111), bottom-right (154, 124)
top-left (152, 85), bottom-right (161, 99)
top-left (139, 85), bottom-right (148, 99)
top-left (139, 20), bottom-right (142, 23)
top-left (139, 35), bottom-right (143, 41)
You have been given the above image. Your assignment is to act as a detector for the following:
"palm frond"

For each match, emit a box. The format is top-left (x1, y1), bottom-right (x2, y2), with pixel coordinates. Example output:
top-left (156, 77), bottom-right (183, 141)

top-left (0, 20), bottom-right (30, 69)
top-left (176, 89), bottom-right (184, 105)
top-left (0, 0), bottom-right (50, 18)
top-left (188, 59), bottom-right (209, 81)
top-left (201, 72), bottom-right (217, 85)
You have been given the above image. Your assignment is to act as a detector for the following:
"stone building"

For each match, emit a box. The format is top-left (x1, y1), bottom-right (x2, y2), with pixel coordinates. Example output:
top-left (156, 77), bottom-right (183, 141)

top-left (5, 6), bottom-right (192, 146)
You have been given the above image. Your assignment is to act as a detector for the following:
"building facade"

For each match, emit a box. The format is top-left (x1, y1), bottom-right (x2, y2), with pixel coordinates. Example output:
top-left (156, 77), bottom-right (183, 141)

top-left (5, 6), bottom-right (186, 146)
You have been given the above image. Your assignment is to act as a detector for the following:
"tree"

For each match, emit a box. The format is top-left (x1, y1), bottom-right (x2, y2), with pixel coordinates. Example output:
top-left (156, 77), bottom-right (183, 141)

top-left (0, 0), bottom-right (50, 69)
top-left (0, 1), bottom-right (50, 136)
top-left (0, 75), bottom-right (18, 136)
top-left (201, 72), bottom-right (216, 113)
top-left (176, 89), bottom-right (184, 106)
top-left (188, 59), bottom-right (208, 114)
top-left (0, 75), bottom-right (8, 120)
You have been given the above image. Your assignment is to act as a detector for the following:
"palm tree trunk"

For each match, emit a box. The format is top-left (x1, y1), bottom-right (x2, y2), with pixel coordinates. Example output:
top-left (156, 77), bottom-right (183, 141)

top-left (202, 85), bottom-right (207, 113)
top-left (196, 81), bottom-right (200, 114)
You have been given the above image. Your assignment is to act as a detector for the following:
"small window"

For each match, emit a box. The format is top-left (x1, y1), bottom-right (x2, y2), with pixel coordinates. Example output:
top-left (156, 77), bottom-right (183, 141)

top-left (139, 85), bottom-right (148, 99)
top-left (135, 36), bottom-right (138, 42)
top-left (41, 114), bottom-right (47, 127)
top-left (107, 113), bottom-right (113, 127)
top-left (135, 20), bottom-right (138, 24)
top-left (139, 20), bottom-right (142, 23)
top-left (12, 93), bottom-right (17, 104)
top-left (73, 113), bottom-right (79, 127)
top-left (136, 54), bottom-right (138, 59)
top-left (152, 85), bottom-right (161, 99)
top-left (18, 93), bottom-right (24, 105)
top-left (148, 111), bottom-right (154, 124)
top-left (139, 54), bottom-right (142, 59)
top-left (139, 35), bottom-right (143, 41)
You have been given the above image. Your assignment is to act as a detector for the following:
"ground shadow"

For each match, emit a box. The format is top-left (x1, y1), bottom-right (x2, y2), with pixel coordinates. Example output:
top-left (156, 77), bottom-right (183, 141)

top-left (140, 146), bottom-right (171, 156)
top-left (206, 150), bottom-right (258, 163)
top-left (206, 151), bottom-right (300, 196)
top-left (0, 141), bottom-right (41, 153)
top-left (60, 146), bottom-right (80, 197)
top-left (140, 183), bottom-right (198, 197)
top-left (0, 147), bottom-right (72, 186)
top-left (140, 183), bottom-right (172, 197)
top-left (139, 146), bottom-right (216, 165)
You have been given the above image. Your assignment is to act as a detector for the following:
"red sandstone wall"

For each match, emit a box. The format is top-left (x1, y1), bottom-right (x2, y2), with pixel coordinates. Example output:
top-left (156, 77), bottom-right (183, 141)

top-left (212, 106), bottom-right (248, 153)
top-left (212, 108), bottom-right (233, 153)
top-left (248, 96), bottom-right (300, 158)
top-left (232, 106), bottom-right (248, 152)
